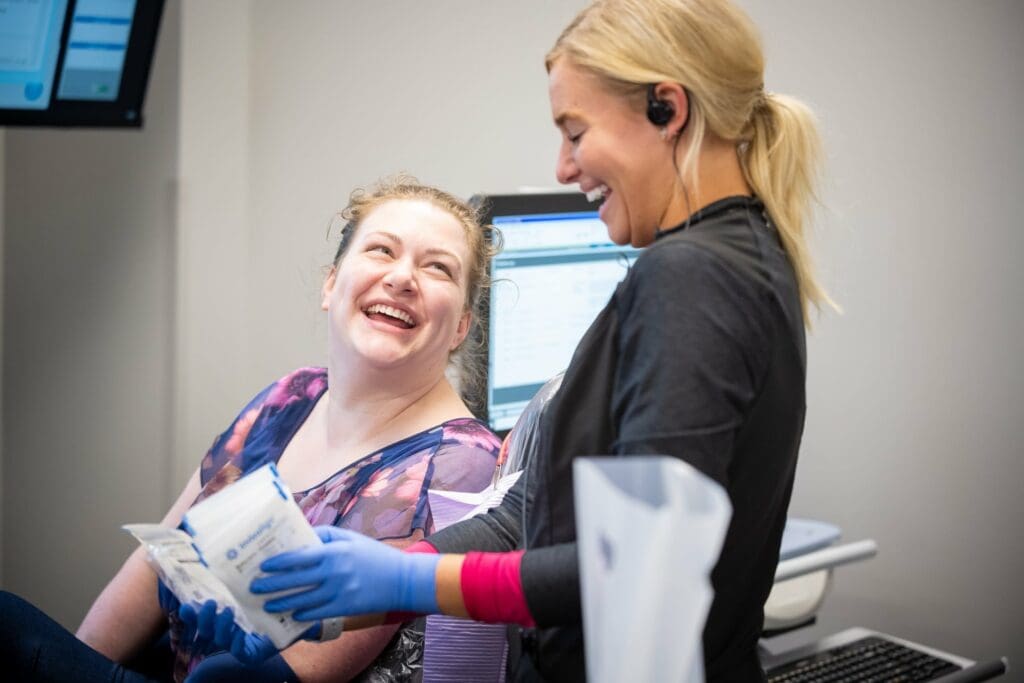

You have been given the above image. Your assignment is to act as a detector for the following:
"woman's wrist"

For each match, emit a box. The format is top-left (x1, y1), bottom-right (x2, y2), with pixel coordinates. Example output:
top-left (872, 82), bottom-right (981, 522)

top-left (435, 554), bottom-right (469, 617)
top-left (400, 552), bottom-right (443, 614)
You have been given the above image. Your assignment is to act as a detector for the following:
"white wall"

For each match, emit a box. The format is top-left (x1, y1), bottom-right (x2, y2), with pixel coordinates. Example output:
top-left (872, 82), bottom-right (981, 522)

top-left (1, 0), bottom-right (1020, 670)
top-left (173, 0), bottom-right (253, 487)
top-left (743, 0), bottom-right (1024, 666)
top-left (1, 2), bottom-right (180, 626)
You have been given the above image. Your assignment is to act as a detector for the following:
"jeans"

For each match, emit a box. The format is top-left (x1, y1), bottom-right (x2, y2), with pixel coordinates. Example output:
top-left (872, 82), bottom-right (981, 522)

top-left (0, 590), bottom-right (168, 683)
top-left (0, 590), bottom-right (298, 683)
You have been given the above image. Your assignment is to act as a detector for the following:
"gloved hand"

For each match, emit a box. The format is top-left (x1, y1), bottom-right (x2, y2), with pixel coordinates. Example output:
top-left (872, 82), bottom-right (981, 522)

top-left (178, 601), bottom-right (279, 665)
top-left (157, 577), bottom-right (181, 615)
top-left (251, 526), bottom-right (441, 620)
top-left (177, 600), bottom-right (232, 657)
top-left (184, 650), bottom-right (299, 683)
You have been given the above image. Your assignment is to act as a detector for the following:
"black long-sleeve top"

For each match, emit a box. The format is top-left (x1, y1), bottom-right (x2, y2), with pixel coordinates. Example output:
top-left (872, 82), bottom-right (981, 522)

top-left (429, 195), bottom-right (807, 682)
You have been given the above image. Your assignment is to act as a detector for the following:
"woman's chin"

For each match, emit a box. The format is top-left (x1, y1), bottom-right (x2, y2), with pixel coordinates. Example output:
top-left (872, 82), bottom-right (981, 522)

top-left (602, 220), bottom-right (631, 246)
top-left (364, 348), bottom-right (412, 369)
top-left (342, 338), bottom-right (407, 370)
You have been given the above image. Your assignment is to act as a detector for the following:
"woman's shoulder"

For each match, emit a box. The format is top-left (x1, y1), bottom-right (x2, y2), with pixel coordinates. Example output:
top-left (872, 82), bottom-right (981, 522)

top-left (436, 417), bottom-right (501, 452)
top-left (369, 417), bottom-right (500, 463)
top-left (644, 220), bottom-right (762, 277)
top-left (227, 367), bottom-right (328, 419)
top-left (261, 367), bottom-right (328, 408)
top-left (625, 202), bottom-right (787, 312)
top-left (624, 233), bottom-right (759, 313)
top-left (613, 219), bottom-right (784, 360)
top-left (425, 418), bottom-right (500, 495)
top-left (199, 367), bottom-right (327, 486)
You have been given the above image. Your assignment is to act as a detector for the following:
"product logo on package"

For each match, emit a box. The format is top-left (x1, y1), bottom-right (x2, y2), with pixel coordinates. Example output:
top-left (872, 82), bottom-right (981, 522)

top-left (239, 518), bottom-right (275, 551)
top-left (226, 548), bottom-right (239, 560)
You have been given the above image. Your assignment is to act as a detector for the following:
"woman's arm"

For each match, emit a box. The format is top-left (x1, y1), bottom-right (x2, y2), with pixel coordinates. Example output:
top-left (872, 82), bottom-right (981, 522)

top-left (76, 468), bottom-right (202, 661)
top-left (277, 535), bottom-right (422, 683)
top-left (280, 622), bottom-right (400, 682)
top-left (254, 534), bottom-right (584, 633)
top-left (434, 542), bottom-right (579, 627)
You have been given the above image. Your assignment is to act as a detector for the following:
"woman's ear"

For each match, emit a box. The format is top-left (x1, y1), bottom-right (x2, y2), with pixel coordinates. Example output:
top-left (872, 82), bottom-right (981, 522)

top-left (451, 310), bottom-right (472, 351)
top-left (654, 81), bottom-right (690, 139)
top-left (321, 267), bottom-right (337, 311)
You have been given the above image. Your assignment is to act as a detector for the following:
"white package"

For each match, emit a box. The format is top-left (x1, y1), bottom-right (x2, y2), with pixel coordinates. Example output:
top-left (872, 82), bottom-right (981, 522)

top-left (123, 523), bottom-right (241, 615)
top-left (125, 463), bottom-right (321, 648)
top-left (573, 456), bottom-right (732, 683)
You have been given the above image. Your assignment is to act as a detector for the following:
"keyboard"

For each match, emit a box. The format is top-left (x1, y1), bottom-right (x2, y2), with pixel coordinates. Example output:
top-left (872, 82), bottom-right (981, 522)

top-left (766, 635), bottom-right (962, 682)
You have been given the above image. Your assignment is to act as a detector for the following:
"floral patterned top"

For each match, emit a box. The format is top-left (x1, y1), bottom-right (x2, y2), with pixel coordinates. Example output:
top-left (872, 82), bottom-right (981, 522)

top-left (169, 367), bottom-right (501, 682)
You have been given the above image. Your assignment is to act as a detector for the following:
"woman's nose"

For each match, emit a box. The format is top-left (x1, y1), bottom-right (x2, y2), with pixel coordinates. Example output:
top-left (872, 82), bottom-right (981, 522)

top-left (383, 259), bottom-right (417, 293)
top-left (555, 142), bottom-right (579, 185)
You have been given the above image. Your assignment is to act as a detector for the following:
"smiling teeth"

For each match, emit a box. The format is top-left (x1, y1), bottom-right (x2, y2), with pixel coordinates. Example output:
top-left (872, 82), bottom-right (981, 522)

top-left (585, 185), bottom-right (608, 202)
top-left (365, 304), bottom-right (414, 326)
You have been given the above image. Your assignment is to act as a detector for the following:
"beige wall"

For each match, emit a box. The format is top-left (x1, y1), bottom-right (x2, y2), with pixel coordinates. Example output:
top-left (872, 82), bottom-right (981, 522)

top-left (1, 0), bottom-right (1021, 670)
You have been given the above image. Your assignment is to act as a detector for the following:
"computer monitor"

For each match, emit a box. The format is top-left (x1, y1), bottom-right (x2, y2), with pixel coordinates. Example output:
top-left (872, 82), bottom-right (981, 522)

top-left (0, 0), bottom-right (165, 127)
top-left (473, 192), bottom-right (640, 434)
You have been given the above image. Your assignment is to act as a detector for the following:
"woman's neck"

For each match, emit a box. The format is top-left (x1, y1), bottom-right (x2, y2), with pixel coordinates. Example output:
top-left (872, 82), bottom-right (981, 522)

top-left (663, 133), bottom-right (753, 228)
top-left (274, 364), bottom-right (470, 492)
top-left (323, 363), bottom-right (470, 450)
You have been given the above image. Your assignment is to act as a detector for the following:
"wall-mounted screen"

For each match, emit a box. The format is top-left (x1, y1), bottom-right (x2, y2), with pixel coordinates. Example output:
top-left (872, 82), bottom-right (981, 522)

top-left (0, 0), bottom-right (165, 127)
top-left (474, 192), bottom-right (639, 434)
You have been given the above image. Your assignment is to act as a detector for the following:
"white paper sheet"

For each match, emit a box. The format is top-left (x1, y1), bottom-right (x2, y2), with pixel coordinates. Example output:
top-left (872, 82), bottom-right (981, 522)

top-left (574, 456), bottom-right (731, 683)
top-left (427, 470), bottom-right (522, 528)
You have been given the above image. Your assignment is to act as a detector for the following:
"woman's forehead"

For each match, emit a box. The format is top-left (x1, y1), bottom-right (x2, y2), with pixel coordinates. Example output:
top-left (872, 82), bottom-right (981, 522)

top-left (359, 199), bottom-right (470, 252)
top-left (549, 60), bottom-right (609, 113)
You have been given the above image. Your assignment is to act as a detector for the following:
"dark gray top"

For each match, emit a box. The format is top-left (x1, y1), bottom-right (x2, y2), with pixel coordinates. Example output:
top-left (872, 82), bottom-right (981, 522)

top-left (429, 195), bottom-right (807, 682)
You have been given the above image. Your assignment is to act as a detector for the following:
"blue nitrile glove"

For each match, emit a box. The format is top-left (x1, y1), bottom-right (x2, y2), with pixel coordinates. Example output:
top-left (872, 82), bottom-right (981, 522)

top-left (177, 600), bottom-right (224, 656)
top-left (157, 578), bottom-right (181, 615)
top-left (184, 651), bottom-right (299, 683)
top-left (178, 601), bottom-right (279, 664)
top-left (251, 526), bottom-right (441, 620)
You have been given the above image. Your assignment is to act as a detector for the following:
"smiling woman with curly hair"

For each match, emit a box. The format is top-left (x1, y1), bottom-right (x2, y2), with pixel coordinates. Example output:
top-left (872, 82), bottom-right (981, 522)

top-left (1, 177), bottom-right (504, 683)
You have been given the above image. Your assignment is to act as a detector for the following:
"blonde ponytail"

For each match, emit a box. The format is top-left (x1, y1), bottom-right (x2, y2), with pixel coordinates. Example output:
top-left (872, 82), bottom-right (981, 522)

top-left (741, 93), bottom-right (835, 324)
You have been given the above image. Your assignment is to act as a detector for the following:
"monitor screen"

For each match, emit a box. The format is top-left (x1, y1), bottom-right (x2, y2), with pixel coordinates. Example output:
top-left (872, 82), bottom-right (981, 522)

top-left (475, 193), bottom-right (640, 434)
top-left (0, 0), bottom-right (165, 127)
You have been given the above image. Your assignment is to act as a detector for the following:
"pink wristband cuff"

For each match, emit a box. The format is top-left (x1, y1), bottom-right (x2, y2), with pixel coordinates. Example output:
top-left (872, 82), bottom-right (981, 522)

top-left (460, 550), bottom-right (536, 627)
top-left (404, 540), bottom-right (439, 554)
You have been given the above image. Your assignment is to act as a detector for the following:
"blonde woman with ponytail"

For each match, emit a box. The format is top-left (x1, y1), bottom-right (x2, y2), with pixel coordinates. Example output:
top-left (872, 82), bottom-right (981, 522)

top-left (241, 2), bottom-right (830, 681)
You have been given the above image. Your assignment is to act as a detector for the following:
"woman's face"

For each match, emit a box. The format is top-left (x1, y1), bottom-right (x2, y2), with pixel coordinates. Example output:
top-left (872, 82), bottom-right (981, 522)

top-left (322, 199), bottom-right (472, 377)
top-left (548, 60), bottom-right (678, 247)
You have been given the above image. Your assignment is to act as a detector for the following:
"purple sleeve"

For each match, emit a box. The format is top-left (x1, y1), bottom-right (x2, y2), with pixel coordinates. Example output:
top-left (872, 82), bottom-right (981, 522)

top-left (199, 368), bottom-right (328, 487)
top-left (427, 421), bottom-right (501, 494)
top-left (198, 382), bottom-right (276, 487)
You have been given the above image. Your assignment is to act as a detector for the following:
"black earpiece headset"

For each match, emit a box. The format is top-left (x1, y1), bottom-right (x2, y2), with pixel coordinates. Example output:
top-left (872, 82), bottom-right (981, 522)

top-left (646, 83), bottom-right (691, 135)
top-left (646, 84), bottom-right (675, 126)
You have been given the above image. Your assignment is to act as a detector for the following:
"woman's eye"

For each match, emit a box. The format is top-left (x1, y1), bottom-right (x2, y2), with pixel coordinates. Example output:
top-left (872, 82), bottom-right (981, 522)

top-left (567, 131), bottom-right (583, 145)
top-left (369, 245), bottom-right (393, 256)
top-left (429, 262), bottom-right (453, 276)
